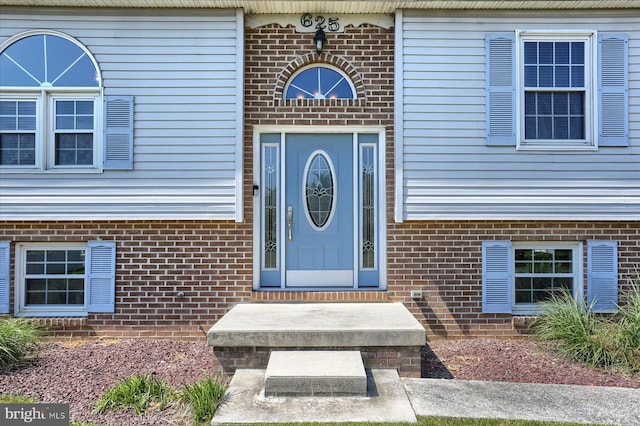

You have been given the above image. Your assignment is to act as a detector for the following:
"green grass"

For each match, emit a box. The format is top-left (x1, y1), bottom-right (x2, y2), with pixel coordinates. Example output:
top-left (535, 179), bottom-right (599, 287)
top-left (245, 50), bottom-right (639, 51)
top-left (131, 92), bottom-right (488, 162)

top-left (180, 376), bottom-right (227, 423)
top-left (0, 318), bottom-right (42, 372)
top-left (54, 419), bottom-right (609, 426)
top-left (95, 374), bottom-right (178, 416)
top-left (208, 420), bottom-right (605, 426)
top-left (533, 283), bottom-right (640, 372)
top-left (0, 393), bottom-right (38, 403)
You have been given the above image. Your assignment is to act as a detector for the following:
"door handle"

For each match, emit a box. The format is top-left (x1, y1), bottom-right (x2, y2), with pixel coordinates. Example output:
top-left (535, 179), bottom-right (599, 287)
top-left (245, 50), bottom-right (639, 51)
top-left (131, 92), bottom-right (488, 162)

top-left (287, 206), bottom-right (293, 241)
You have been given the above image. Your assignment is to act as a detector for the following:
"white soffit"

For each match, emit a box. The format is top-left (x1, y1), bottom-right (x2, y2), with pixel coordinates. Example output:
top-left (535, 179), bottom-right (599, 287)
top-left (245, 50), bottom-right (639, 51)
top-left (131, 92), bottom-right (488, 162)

top-left (1, 1), bottom-right (639, 13)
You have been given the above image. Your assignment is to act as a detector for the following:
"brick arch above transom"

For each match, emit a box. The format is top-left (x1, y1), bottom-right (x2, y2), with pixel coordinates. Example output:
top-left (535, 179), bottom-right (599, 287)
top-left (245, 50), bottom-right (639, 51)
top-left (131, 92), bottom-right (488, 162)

top-left (274, 53), bottom-right (366, 107)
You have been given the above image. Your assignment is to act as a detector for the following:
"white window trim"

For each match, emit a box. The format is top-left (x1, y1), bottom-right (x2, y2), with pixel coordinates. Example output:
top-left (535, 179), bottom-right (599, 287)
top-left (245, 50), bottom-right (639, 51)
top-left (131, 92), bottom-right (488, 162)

top-left (512, 241), bottom-right (584, 315)
top-left (15, 242), bottom-right (89, 317)
top-left (48, 93), bottom-right (101, 170)
top-left (0, 30), bottom-right (103, 173)
top-left (0, 95), bottom-right (41, 169)
top-left (516, 30), bottom-right (598, 151)
top-left (1, 91), bottom-right (102, 173)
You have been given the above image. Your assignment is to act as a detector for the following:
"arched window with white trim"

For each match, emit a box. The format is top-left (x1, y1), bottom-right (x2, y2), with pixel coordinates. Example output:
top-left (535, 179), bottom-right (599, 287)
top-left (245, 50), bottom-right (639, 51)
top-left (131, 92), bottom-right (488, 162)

top-left (284, 65), bottom-right (356, 100)
top-left (0, 31), bottom-right (102, 170)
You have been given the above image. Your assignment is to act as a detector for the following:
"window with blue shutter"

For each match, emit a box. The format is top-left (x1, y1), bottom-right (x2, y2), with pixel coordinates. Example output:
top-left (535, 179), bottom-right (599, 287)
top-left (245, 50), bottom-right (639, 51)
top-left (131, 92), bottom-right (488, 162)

top-left (103, 96), bottom-right (134, 170)
top-left (0, 241), bottom-right (10, 314)
top-left (587, 240), bottom-right (618, 313)
top-left (485, 31), bottom-right (628, 150)
top-left (86, 240), bottom-right (116, 313)
top-left (482, 240), bottom-right (513, 313)
top-left (598, 34), bottom-right (628, 147)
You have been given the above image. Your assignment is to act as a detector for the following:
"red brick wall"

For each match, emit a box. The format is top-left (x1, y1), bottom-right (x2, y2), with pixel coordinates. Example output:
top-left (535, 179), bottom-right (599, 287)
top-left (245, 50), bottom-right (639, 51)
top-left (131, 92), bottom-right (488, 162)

top-left (0, 220), bottom-right (638, 340)
top-left (0, 221), bottom-right (253, 339)
top-left (388, 221), bottom-right (640, 341)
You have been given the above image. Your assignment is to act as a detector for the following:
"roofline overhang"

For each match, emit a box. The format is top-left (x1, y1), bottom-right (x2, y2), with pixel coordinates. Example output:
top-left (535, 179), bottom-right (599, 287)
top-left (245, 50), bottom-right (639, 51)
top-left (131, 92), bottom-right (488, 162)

top-left (1, 1), bottom-right (639, 13)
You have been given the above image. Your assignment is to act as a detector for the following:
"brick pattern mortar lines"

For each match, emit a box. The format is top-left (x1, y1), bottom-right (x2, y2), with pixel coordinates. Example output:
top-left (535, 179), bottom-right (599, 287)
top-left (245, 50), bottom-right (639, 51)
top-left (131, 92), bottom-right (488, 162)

top-left (1, 25), bottom-right (638, 341)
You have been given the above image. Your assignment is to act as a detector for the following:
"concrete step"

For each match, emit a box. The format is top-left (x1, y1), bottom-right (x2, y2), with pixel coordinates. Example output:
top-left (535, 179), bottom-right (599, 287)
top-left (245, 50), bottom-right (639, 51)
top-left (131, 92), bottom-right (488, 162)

top-left (207, 302), bottom-right (426, 347)
top-left (264, 351), bottom-right (367, 397)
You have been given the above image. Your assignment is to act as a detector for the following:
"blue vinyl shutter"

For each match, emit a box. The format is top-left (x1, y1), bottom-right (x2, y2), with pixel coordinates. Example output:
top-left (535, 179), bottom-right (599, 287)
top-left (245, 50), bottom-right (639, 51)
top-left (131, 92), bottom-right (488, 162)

top-left (86, 240), bottom-right (116, 313)
top-left (587, 240), bottom-right (618, 313)
top-left (482, 240), bottom-right (513, 313)
top-left (485, 33), bottom-right (516, 146)
top-left (598, 34), bottom-right (629, 147)
top-left (103, 96), bottom-right (134, 170)
top-left (0, 242), bottom-right (10, 314)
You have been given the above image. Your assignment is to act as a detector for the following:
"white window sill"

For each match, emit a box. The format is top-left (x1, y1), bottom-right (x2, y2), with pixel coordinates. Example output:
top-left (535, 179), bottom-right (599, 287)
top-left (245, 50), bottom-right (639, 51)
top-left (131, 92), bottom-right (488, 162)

top-left (517, 143), bottom-right (598, 152)
top-left (512, 305), bottom-right (543, 316)
top-left (0, 168), bottom-right (102, 174)
top-left (16, 308), bottom-right (88, 318)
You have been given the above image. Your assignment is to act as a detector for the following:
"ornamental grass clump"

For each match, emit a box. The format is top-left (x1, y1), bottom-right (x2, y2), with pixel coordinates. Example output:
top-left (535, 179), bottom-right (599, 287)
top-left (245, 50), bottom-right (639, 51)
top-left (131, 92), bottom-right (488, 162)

top-left (95, 374), bottom-right (178, 416)
top-left (0, 318), bottom-right (42, 371)
top-left (534, 282), bottom-right (640, 372)
top-left (616, 278), bottom-right (640, 370)
top-left (96, 373), bottom-right (227, 423)
top-left (180, 376), bottom-right (227, 423)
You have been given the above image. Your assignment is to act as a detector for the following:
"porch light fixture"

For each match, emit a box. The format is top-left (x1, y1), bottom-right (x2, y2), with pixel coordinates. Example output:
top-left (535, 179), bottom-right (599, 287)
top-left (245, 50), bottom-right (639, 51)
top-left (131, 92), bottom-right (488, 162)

top-left (313, 28), bottom-right (326, 54)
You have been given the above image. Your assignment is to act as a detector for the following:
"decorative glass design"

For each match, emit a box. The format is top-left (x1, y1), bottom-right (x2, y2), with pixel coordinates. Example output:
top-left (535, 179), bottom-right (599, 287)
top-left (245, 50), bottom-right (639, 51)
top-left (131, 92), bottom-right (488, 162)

top-left (285, 66), bottom-right (355, 100)
top-left (0, 34), bottom-right (99, 87)
top-left (304, 151), bottom-right (335, 229)
top-left (263, 146), bottom-right (279, 269)
top-left (361, 146), bottom-right (375, 269)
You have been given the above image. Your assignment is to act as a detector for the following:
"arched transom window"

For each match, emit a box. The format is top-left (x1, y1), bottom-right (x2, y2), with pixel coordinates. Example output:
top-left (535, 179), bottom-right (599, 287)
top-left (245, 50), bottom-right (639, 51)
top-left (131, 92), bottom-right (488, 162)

top-left (0, 31), bottom-right (101, 170)
top-left (284, 65), bottom-right (356, 100)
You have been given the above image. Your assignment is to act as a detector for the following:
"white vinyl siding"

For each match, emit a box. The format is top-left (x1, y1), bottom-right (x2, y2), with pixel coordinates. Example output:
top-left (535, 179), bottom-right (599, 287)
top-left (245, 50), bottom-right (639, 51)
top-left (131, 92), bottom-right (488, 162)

top-left (399, 11), bottom-right (639, 221)
top-left (0, 8), bottom-right (242, 220)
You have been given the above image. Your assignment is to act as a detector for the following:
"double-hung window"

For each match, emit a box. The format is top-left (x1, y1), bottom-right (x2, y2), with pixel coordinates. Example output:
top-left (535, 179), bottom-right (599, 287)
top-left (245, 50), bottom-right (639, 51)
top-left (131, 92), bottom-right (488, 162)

top-left (513, 243), bottom-right (581, 315)
top-left (521, 33), bottom-right (593, 148)
top-left (486, 31), bottom-right (628, 149)
top-left (13, 241), bottom-right (116, 317)
top-left (0, 31), bottom-right (101, 171)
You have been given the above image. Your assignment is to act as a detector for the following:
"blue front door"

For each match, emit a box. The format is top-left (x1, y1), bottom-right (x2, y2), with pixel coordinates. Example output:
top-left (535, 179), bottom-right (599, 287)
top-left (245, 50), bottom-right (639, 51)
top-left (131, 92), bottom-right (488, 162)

top-left (285, 133), bottom-right (354, 286)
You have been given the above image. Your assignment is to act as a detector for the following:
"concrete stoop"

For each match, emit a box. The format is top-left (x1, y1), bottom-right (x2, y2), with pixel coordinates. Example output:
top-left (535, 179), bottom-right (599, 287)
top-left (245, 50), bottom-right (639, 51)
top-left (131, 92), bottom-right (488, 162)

top-left (264, 351), bottom-right (368, 397)
top-left (207, 302), bottom-right (427, 378)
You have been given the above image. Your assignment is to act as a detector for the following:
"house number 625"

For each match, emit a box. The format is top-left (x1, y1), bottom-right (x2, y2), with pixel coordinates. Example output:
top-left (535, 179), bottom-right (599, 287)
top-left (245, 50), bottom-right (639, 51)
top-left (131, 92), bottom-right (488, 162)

top-left (300, 14), bottom-right (340, 32)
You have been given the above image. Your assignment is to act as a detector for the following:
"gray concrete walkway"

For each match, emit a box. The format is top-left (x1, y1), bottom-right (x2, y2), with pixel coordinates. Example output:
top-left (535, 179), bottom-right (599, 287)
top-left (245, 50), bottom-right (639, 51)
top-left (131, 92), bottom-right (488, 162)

top-left (213, 369), bottom-right (640, 425)
top-left (403, 378), bottom-right (640, 425)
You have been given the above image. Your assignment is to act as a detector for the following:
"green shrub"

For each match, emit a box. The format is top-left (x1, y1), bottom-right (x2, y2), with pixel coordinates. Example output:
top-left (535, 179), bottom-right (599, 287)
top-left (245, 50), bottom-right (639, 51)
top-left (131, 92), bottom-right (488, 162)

top-left (0, 318), bottom-right (42, 371)
top-left (534, 285), bottom-right (640, 372)
top-left (95, 374), bottom-right (178, 415)
top-left (180, 376), bottom-right (227, 423)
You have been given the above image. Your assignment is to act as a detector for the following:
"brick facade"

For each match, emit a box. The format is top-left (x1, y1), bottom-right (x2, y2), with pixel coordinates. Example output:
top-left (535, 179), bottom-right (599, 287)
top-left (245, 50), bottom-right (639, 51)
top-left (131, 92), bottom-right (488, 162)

top-left (1, 23), bottom-right (638, 343)
top-left (0, 220), bottom-right (637, 340)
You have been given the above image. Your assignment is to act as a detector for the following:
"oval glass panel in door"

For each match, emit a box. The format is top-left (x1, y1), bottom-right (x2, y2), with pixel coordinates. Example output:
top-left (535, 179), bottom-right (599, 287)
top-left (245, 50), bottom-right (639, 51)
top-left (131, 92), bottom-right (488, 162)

top-left (303, 150), bottom-right (336, 230)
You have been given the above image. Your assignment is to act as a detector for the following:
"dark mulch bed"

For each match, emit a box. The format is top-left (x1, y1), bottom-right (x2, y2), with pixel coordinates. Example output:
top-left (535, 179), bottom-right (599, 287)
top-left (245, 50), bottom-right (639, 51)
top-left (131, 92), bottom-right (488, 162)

top-left (1, 338), bottom-right (638, 425)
